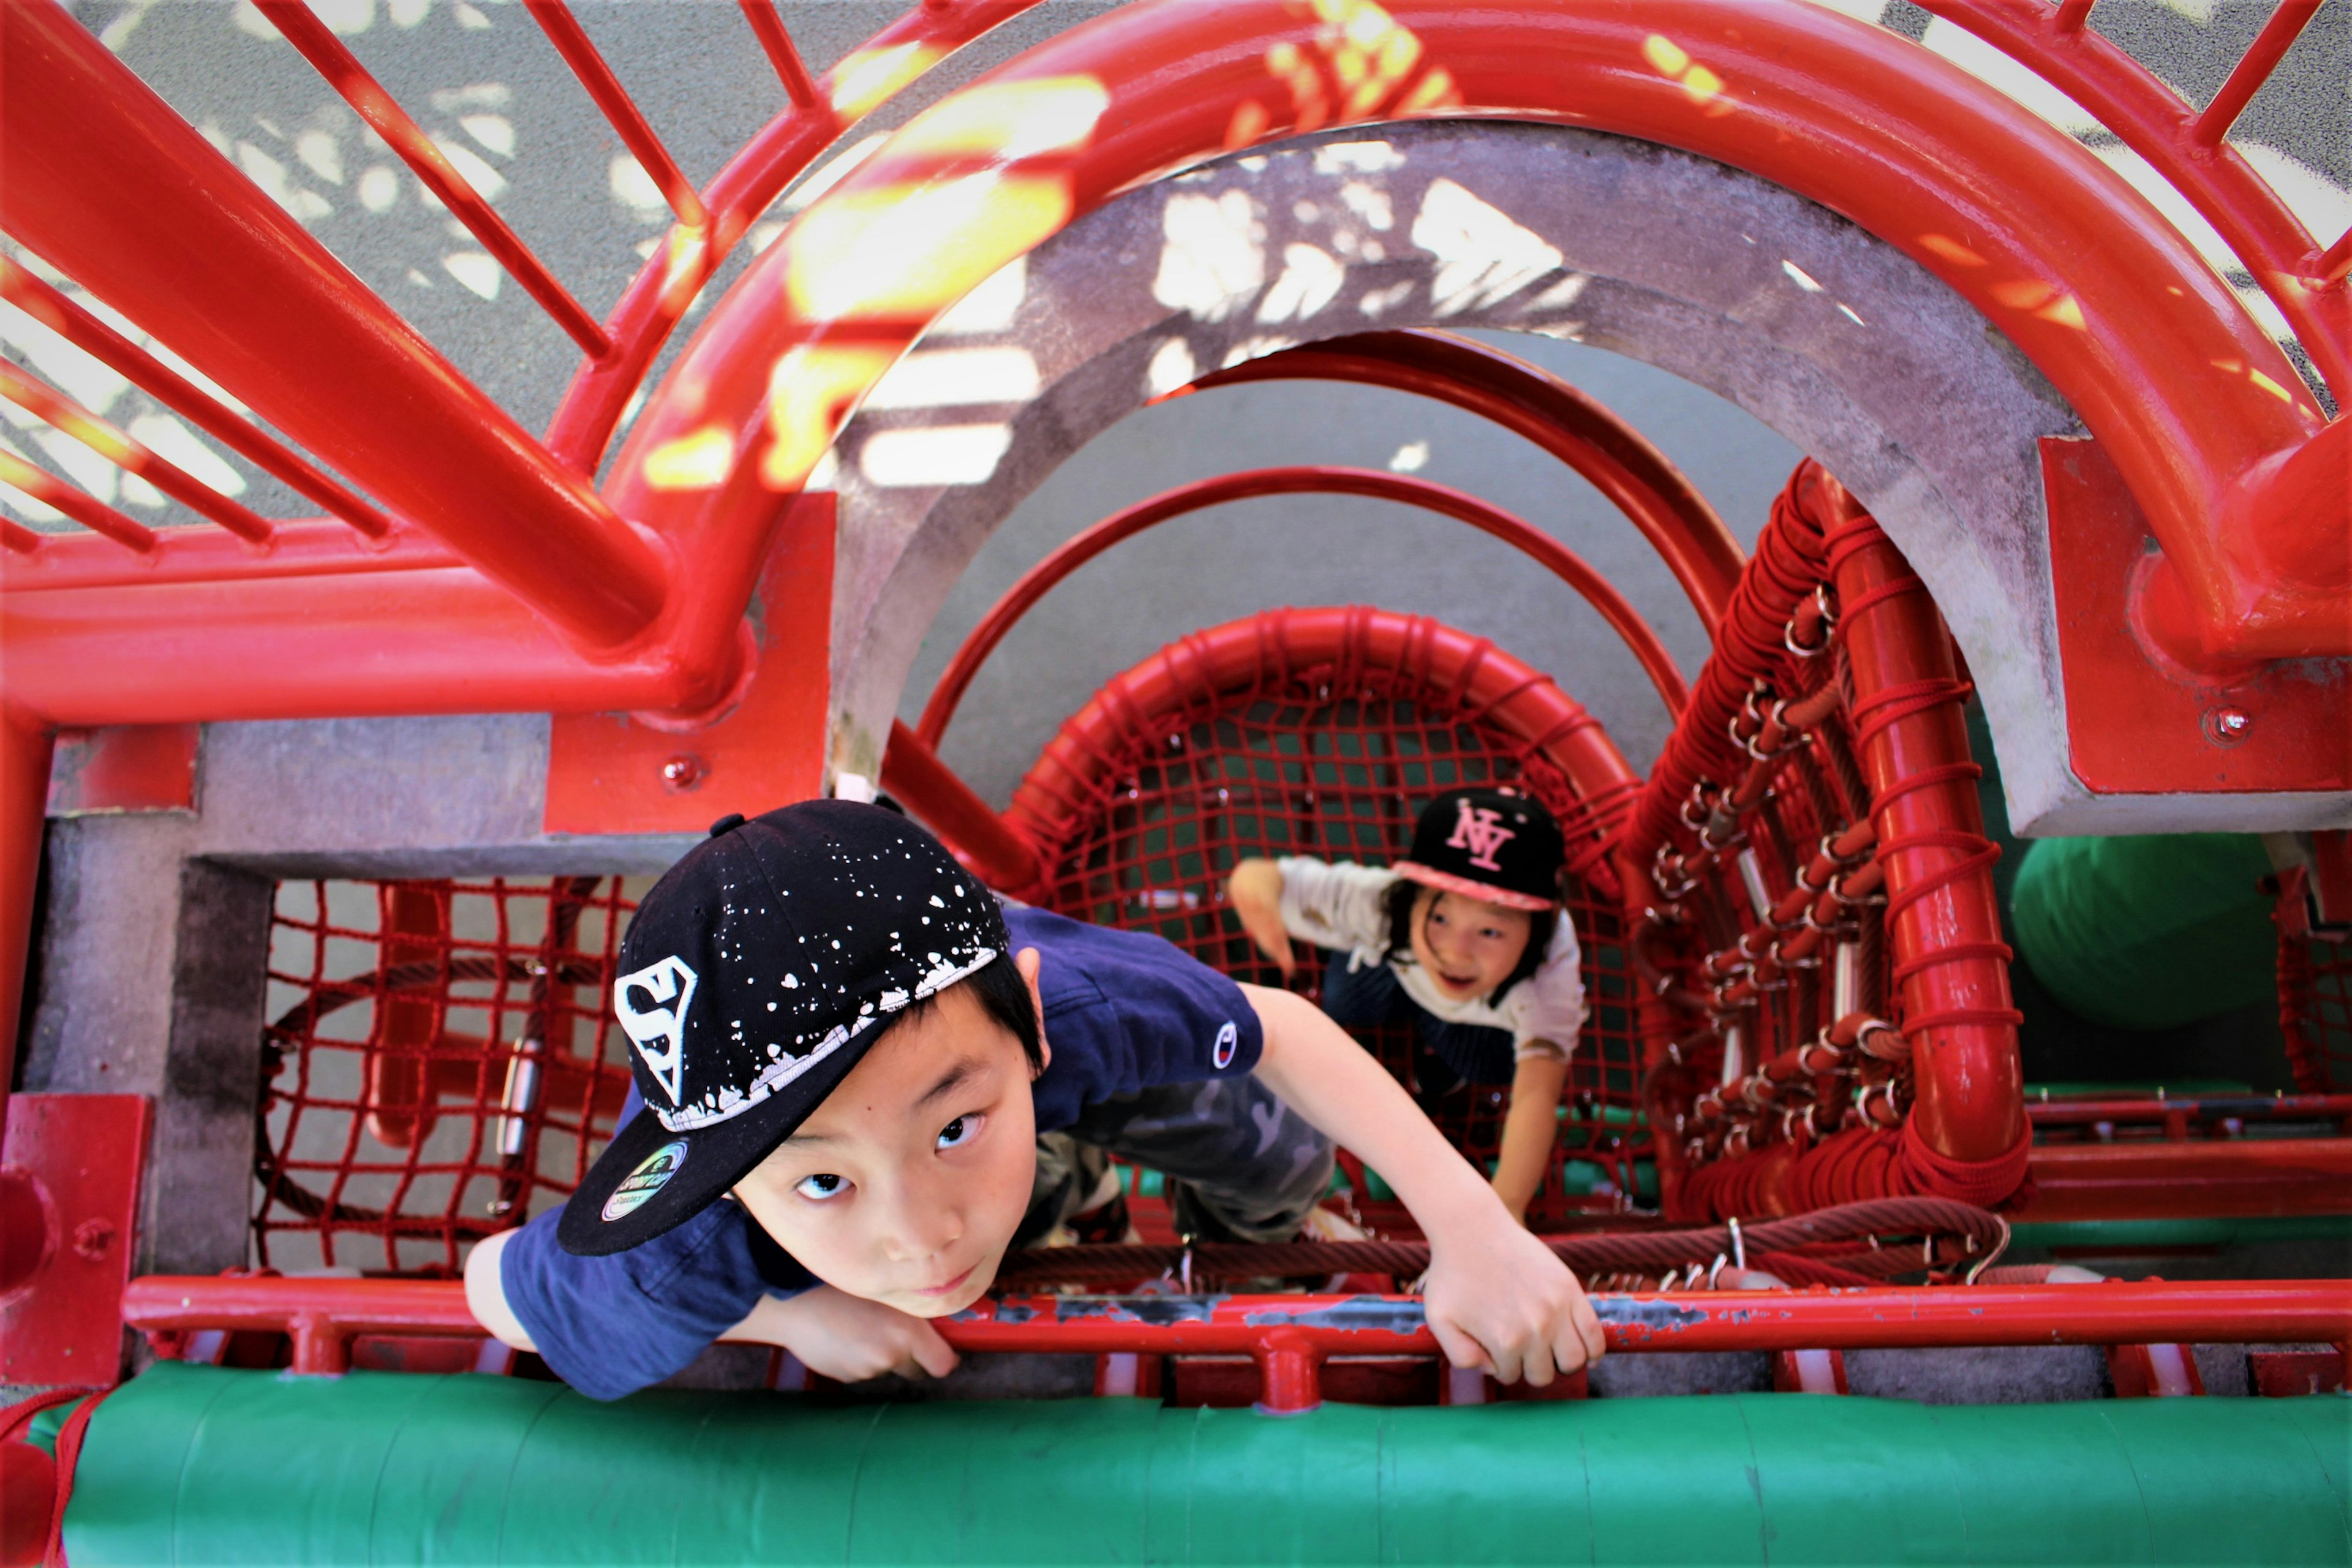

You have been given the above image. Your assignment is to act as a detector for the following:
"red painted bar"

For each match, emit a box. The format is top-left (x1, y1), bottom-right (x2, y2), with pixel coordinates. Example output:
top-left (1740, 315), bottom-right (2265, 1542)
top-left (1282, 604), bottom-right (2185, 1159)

top-left (880, 720), bottom-right (1044, 895)
top-left (0, 715), bottom-right (53, 1164)
top-left (737, 0), bottom-right (821, 109)
top-left (0, 260), bottom-right (394, 540)
top-left (121, 1275), bottom-right (2352, 1382)
top-left (525, 1), bottom-right (708, 228)
top-left (252, 0), bottom-right (611, 359)
top-left (0, 364), bottom-right (276, 545)
top-left (917, 466), bottom-right (1688, 750)
top-left (2018, 1139), bottom-right (2352, 1223)
top-left (1189, 333), bottom-right (1746, 629)
top-left (0, 452), bottom-right (156, 554)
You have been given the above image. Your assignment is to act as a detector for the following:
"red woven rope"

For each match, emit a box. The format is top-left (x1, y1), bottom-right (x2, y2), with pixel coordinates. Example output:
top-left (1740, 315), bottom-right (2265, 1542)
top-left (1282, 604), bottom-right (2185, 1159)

top-left (1875, 831), bottom-right (2002, 927)
top-left (1849, 677), bottom-right (1973, 753)
top-left (1898, 1118), bottom-right (2033, 1208)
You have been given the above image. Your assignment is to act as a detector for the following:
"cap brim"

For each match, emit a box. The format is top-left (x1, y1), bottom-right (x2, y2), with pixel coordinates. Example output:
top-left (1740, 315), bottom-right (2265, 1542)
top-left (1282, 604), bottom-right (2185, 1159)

top-left (1392, 861), bottom-right (1555, 911)
top-left (556, 1038), bottom-right (867, 1256)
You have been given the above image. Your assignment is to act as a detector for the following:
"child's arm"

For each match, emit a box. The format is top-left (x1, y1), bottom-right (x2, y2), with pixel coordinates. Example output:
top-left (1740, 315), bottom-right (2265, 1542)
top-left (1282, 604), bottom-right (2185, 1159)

top-left (1226, 858), bottom-right (1298, 977)
top-left (1491, 1051), bottom-right (1570, 1223)
top-left (721, 1286), bottom-right (958, 1382)
top-left (1242, 982), bottom-right (1606, 1384)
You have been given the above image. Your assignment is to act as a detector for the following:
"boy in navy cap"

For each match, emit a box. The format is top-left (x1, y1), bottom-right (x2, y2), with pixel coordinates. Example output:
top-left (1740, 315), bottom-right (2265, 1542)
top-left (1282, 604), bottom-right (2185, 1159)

top-left (467, 801), bottom-right (1602, 1398)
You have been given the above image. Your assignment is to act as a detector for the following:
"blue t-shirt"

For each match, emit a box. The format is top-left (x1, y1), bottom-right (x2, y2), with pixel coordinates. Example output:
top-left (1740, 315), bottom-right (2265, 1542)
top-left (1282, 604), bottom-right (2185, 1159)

top-left (499, 906), bottom-right (1262, 1398)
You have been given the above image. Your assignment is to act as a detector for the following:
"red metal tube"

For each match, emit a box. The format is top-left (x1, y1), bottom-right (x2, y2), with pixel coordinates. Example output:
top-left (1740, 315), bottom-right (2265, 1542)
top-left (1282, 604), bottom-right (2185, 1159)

top-left (1, 0), bottom-right (667, 650)
top-left (2016, 1138), bottom-right (2352, 1223)
top-left (879, 719), bottom-right (1044, 895)
top-left (251, 0), bottom-right (611, 361)
top-left (1916, 0), bottom-right (2343, 409)
top-left (540, 0), bottom-right (1044, 472)
top-left (1006, 605), bottom-right (1643, 900)
top-left (0, 712), bottom-right (52, 1164)
top-left (0, 364), bottom-right (275, 545)
top-left (917, 466), bottom-right (1687, 749)
top-left (737, 0), bottom-right (821, 110)
top-left (0, 519), bottom-right (456, 597)
top-left (2188, 0), bottom-right (2322, 149)
top-left (1188, 332), bottom-right (1746, 629)
top-left (0, 260), bottom-right (393, 540)
top-left (0, 451), bottom-right (156, 554)
top-left (119, 1275), bottom-right (2352, 1379)
top-left (1, 568), bottom-right (709, 728)
top-left (524, 2), bottom-right (707, 230)
top-left (1828, 508), bottom-right (2022, 1168)
top-left (624, 0), bottom-right (2329, 692)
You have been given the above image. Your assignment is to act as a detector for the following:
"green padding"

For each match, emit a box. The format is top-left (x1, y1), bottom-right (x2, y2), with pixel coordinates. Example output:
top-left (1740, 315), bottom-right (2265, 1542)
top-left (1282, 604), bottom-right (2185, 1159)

top-left (2010, 834), bottom-right (2278, 1030)
top-left (65, 1365), bottom-right (2351, 1565)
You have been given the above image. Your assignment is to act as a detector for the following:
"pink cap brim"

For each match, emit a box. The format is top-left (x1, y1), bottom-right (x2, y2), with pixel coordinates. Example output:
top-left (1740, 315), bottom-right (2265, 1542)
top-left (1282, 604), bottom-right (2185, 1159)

top-left (1392, 861), bottom-right (1555, 912)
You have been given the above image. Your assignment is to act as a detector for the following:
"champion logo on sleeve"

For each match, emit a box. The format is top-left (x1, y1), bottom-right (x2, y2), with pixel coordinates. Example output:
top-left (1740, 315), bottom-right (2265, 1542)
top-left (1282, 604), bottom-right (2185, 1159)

top-left (1213, 1019), bottom-right (1239, 1069)
top-left (614, 954), bottom-right (698, 1106)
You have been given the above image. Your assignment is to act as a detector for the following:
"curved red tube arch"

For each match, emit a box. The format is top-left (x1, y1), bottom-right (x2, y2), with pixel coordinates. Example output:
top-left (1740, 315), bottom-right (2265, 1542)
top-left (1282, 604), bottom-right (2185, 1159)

top-left (615, 0), bottom-right (2333, 696)
top-left (1185, 331), bottom-right (1746, 631)
top-left (914, 465), bottom-right (1688, 751)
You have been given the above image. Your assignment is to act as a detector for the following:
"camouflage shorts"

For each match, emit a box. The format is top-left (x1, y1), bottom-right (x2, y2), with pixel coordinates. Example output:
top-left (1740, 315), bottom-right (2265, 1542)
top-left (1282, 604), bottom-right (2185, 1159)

top-left (1019, 1074), bottom-right (1333, 1248)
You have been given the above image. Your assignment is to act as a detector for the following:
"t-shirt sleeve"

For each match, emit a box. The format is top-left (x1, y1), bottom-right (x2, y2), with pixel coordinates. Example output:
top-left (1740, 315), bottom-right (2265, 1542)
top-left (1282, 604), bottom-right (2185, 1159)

top-left (1011, 907), bottom-right (1263, 1131)
top-left (1276, 858), bottom-right (1393, 959)
top-left (497, 1094), bottom-right (820, 1401)
top-left (1509, 915), bottom-right (1588, 1061)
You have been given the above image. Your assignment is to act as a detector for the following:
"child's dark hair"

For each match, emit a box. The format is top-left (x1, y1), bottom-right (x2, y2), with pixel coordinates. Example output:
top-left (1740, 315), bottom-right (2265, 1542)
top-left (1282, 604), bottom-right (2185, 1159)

top-left (873, 951), bottom-right (1043, 1071)
top-left (1381, 877), bottom-right (1556, 1007)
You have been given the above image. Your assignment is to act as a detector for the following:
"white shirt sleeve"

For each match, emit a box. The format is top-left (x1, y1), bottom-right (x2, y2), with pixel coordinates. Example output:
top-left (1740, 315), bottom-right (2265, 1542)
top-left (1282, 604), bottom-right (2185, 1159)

top-left (1507, 914), bottom-right (1586, 1062)
top-left (1275, 858), bottom-right (1395, 964)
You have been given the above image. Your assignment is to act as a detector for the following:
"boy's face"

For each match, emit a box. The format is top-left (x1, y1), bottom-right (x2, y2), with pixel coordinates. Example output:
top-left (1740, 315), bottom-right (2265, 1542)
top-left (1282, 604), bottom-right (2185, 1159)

top-left (730, 956), bottom-right (1045, 1318)
top-left (1408, 886), bottom-right (1534, 1000)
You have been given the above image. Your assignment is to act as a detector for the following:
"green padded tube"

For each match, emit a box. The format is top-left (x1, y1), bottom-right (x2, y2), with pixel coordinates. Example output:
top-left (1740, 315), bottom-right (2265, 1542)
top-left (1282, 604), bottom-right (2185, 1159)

top-left (2009, 834), bottom-right (2278, 1031)
top-left (63, 1365), bottom-right (2351, 1565)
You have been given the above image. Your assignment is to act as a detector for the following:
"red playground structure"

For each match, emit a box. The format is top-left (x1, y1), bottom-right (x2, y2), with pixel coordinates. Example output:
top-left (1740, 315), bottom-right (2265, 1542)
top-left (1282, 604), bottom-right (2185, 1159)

top-left (1, 1), bottom-right (2346, 1561)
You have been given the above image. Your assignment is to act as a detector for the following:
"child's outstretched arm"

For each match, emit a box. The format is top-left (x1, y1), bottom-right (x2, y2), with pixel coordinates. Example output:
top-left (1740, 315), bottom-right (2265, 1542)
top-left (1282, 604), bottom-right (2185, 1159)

top-left (1492, 1051), bottom-right (1570, 1224)
top-left (1242, 982), bottom-right (1606, 1384)
top-left (1226, 859), bottom-right (1297, 977)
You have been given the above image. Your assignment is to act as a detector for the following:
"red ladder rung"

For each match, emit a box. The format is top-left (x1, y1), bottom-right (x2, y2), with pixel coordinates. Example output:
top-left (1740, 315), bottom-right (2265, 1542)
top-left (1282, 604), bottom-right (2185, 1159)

top-left (252, 0), bottom-right (614, 360)
top-left (0, 450), bottom-right (157, 554)
top-left (737, 0), bottom-right (823, 111)
top-left (0, 259), bottom-right (394, 540)
top-left (2188, 0), bottom-right (2321, 149)
top-left (0, 363), bottom-right (276, 545)
top-left (525, 1), bottom-right (709, 231)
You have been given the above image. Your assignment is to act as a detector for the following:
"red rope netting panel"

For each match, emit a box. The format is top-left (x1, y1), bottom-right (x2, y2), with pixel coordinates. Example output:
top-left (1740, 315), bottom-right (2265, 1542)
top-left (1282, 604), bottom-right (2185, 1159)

top-left (255, 877), bottom-right (638, 1274)
top-left (1623, 463), bottom-right (2026, 1221)
top-left (1008, 606), bottom-right (1648, 1222)
top-left (2275, 870), bottom-right (2352, 1094)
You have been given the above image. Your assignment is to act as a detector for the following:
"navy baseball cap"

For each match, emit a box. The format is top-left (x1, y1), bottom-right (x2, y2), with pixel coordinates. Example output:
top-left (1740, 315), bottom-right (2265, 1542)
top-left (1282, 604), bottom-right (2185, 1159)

top-left (1393, 786), bottom-right (1564, 911)
top-left (558, 800), bottom-right (1006, 1256)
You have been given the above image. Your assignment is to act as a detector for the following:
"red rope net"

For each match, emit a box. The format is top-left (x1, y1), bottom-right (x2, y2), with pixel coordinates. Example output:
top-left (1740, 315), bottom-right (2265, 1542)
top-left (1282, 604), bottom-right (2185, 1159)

top-left (1009, 606), bottom-right (1650, 1222)
top-left (254, 877), bottom-right (638, 1273)
top-left (2275, 870), bottom-right (2352, 1094)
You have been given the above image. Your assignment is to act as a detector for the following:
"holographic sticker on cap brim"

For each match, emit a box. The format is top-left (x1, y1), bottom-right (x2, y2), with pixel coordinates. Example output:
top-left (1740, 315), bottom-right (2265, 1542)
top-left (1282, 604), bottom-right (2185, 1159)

top-left (602, 1139), bottom-right (690, 1221)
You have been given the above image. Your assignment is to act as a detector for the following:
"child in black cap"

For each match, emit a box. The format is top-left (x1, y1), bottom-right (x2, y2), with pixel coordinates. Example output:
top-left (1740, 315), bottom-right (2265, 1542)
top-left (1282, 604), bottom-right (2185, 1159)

top-left (467, 799), bottom-right (1601, 1398)
top-left (1225, 786), bottom-right (1583, 1224)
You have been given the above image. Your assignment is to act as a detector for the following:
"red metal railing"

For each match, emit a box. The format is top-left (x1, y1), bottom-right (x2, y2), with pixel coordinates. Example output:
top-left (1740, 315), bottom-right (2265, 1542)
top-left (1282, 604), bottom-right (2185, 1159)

top-left (1184, 331), bottom-right (1747, 629)
top-left (915, 465), bottom-right (1690, 749)
top-left (1916, 0), bottom-right (2345, 401)
top-left (119, 1273), bottom-right (2352, 1411)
